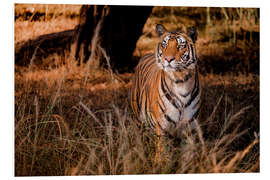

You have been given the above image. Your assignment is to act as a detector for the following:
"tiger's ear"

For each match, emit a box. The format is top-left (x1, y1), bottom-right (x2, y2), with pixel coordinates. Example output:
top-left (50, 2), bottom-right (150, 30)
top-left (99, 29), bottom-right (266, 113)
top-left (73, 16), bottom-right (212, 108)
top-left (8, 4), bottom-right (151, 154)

top-left (187, 27), bottom-right (198, 43)
top-left (156, 24), bottom-right (167, 37)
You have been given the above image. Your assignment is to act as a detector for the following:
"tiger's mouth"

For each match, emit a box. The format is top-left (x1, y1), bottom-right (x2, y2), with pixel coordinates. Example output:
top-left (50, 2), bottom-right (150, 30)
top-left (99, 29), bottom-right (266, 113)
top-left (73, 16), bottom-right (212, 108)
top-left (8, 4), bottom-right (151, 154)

top-left (162, 63), bottom-right (182, 72)
top-left (161, 58), bottom-right (188, 72)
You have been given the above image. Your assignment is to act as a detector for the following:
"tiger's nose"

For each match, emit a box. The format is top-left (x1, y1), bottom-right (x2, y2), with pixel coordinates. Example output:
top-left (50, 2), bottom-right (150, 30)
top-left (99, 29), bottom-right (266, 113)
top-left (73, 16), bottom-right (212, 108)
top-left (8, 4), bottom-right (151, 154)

top-left (165, 56), bottom-right (175, 63)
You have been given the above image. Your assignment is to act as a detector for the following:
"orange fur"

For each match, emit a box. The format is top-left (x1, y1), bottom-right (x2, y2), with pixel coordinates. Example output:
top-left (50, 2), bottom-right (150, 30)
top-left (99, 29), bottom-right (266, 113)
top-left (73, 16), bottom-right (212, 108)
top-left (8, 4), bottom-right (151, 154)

top-left (130, 24), bottom-right (200, 139)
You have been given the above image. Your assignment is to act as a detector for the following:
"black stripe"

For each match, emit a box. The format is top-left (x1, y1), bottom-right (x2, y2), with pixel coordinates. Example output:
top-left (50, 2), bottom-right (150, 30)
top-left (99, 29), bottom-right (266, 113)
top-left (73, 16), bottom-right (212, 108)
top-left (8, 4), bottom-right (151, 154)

top-left (140, 53), bottom-right (153, 64)
top-left (141, 60), bottom-right (155, 76)
top-left (160, 76), bottom-right (173, 101)
top-left (190, 45), bottom-right (195, 60)
top-left (189, 106), bottom-right (200, 124)
top-left (185, 73), bottom-right (199, 108)
top-left (158, 102), bottom-right (176, 127)
top-left (148, 115), bottom-right (155, 129)
top-left (156, 44), bottom-right (162, 63)
top-left (140, 55), bottom-right (155, 74)
top-left (185, 84), bottom-right (198, 107)
top-left (161, 75), bottom-right (182, 109)
top-left (156, 120), bottom-right (164, 133)
top-left (158, 91), bottom-right (165, 109)
top-left (158, 100), bottom-right (176, 127)
top-left (184, 45), bottom-right (196, 67)
top-left (142, 60), bottom-right (156, 83)
top-left (190, 44), bottom-right (196, 61)
top-left (164, 114), bottom-right (176, 127)
top-left (158, 102), bottom-right (165, 113)
top-left (144, 96), bottom-right (148, 118)
top-left (193, 106), bottom-right (200, 119)
top-left (192, 97), bottom-right (201, 109)
top-left (161, 82), bottom-right (173, 102)
top-left (135, 76), bottom-right (141, 111)
top-left (144, 53), bottom-right (153, 59)
top-left (179, 90), bottom-right (192, 98)
top-left (147, 92), bottom-right (160, 130)
top-left (145, 98), bottom-right (156, 129)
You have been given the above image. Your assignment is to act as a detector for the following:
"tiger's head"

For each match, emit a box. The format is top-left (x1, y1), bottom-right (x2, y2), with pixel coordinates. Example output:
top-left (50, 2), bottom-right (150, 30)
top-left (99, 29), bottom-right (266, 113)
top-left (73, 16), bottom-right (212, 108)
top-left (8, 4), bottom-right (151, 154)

top-left (155, 24), bottom-right (198, 72)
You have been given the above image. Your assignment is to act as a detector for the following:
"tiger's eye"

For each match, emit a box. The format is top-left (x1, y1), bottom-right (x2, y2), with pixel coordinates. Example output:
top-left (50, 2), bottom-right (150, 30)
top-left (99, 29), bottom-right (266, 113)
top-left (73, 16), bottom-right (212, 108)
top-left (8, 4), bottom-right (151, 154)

top-left (177, 36), bottom-right (187, 49)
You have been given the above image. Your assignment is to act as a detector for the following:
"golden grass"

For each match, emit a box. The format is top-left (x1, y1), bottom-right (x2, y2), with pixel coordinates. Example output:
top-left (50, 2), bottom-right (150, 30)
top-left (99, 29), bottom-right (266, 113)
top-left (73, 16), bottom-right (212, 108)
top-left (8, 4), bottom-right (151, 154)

top-left (15, 4), bottom-right (81, 19)
top-left (15, 56), bottom-right (259, 175)
top-left (15, 4), bottom-right (81, 43)
top-left (15, 18), bottom-right (78, 43)
top-left (14, 4), bottom-right (259, 176)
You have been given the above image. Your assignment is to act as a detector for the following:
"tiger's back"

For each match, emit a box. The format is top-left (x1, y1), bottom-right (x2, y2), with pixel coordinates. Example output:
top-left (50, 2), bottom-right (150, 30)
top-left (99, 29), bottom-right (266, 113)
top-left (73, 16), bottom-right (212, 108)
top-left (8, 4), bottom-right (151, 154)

top-left (130, 24), bottom-right (201, 138)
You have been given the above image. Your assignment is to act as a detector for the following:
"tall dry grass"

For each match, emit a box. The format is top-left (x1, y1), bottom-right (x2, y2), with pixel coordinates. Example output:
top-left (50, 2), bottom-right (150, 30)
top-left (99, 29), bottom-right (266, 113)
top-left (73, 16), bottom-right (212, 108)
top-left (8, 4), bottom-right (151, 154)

top-left (14, 4), bottom-right (81, 43)
top-left (15, 5), bottom-right (259, 176)
top-left (15, 68), bottom-right (259, 175)
top-left (15, 33), bottom-right (259, 177)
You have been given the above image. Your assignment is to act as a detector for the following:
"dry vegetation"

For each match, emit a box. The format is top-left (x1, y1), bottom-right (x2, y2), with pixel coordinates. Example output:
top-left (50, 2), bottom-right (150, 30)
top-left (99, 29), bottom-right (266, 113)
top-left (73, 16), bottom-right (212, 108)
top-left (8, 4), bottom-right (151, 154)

top-left (15, 4), bottom-right (259, 176)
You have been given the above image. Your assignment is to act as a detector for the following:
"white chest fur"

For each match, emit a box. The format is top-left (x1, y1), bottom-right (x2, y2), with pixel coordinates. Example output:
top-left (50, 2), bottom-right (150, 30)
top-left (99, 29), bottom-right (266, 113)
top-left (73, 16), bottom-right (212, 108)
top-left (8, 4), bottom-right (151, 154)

top-left (159, 72), bottom-right (200, 130)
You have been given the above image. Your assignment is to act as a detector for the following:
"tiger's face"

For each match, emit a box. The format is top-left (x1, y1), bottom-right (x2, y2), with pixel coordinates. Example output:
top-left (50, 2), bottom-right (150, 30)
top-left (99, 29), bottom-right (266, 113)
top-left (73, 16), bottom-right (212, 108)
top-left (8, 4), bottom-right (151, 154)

top-left (155, 24), bottom-right (198, 72)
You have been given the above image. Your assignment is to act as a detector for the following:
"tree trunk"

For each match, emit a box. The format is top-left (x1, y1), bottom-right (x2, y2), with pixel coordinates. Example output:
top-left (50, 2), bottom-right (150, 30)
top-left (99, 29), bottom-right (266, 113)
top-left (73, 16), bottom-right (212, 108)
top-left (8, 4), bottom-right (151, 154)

top-left (71, 5), bottom-right (153, 72)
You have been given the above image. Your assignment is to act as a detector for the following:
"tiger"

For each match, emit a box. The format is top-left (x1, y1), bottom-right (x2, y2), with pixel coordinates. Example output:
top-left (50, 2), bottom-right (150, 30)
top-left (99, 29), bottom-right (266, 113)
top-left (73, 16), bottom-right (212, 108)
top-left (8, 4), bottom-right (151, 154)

top-left (130, 24), bottom-right (201, 139)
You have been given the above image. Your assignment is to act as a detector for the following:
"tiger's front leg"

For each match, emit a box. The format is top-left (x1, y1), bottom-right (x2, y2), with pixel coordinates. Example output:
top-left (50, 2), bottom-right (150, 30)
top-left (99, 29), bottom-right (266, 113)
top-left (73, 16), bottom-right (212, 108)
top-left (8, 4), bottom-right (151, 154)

top-left (153, 125), bottom-right (168, 166)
